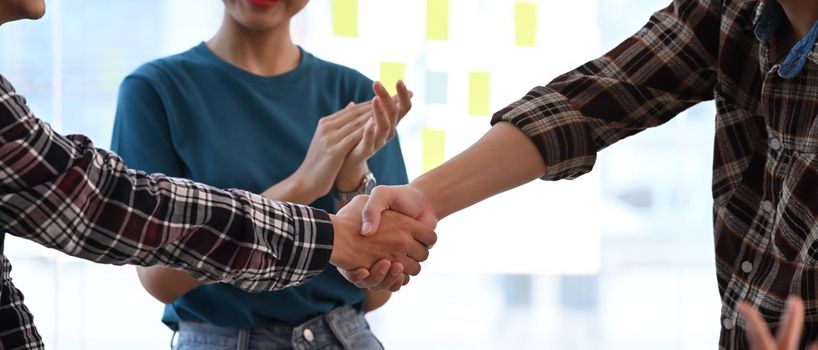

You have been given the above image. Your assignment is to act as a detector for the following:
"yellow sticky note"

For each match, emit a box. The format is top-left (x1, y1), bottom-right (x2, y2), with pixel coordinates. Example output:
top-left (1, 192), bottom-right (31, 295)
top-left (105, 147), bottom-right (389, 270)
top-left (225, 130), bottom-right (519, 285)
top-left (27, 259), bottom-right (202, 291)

top-left (469, 72), bottom-right (490, 116)
top-left (380, 62), bottom-right (405, 95)
top-left (332, 0), bottom-right (358, 37)
top-left (422, 128), bottom-right (445, 172)
top-left (426, 0), bottom-right (449, 41)
top-left (515, 2), bottom-right (537, 47)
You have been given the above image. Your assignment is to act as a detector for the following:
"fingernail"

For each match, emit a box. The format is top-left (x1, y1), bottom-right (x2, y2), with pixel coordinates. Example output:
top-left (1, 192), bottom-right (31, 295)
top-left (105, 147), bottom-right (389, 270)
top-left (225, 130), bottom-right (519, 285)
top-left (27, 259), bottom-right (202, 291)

top-left (361, 223), bottom-right (371, 235)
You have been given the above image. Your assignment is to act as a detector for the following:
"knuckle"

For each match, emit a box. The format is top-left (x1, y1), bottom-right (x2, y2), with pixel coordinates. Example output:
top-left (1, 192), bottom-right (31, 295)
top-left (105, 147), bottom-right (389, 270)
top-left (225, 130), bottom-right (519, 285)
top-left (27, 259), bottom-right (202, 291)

top-left (397, 238), bottom-right (412, 251)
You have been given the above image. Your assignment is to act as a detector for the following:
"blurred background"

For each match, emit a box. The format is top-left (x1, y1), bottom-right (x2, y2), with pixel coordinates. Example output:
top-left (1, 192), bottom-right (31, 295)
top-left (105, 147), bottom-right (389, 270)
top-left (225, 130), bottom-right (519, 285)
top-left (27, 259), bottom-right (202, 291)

top-left (0, 0), bottom-right (720, 349)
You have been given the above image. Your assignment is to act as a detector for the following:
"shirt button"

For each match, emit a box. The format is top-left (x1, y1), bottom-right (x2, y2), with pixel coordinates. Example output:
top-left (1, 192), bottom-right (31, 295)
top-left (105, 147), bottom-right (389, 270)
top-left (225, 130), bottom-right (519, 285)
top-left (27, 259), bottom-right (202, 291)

top-left (723, 318), bottom-right (734, 330)
top-left (769, 137), bottom-right (782, 151)
top-left (303, 328), bottom-right (314, 342)
top-left (761, 200), bottom-right (774, 213)
top-left (741, 261), bottom-right (753, 273)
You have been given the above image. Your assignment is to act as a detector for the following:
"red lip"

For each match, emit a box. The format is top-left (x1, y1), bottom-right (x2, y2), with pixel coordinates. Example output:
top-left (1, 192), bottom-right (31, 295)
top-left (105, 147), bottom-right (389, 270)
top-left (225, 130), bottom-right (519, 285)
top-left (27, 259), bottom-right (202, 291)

top-left (248, 0), bottom-right (279, 8)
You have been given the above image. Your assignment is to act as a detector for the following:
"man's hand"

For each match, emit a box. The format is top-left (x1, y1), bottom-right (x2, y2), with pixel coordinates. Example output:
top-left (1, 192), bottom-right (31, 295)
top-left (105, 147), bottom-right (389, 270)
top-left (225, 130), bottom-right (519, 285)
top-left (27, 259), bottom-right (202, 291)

top-left (336, 185), bottom-right (438, 290)
top-left (361, 184), bottom-right (438, 235)
top-left (739, 297), bottom-right (818, 350)
top-left (339, 258), bottom-right (409, 292)
top-left (328, 195), bottom-right (437, 279)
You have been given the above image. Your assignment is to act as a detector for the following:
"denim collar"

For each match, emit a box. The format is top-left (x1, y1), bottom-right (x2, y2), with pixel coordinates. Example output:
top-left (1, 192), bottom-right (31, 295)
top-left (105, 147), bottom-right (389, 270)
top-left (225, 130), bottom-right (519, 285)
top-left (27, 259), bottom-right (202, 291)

top-left (754, 0), bottom-right (818, 78)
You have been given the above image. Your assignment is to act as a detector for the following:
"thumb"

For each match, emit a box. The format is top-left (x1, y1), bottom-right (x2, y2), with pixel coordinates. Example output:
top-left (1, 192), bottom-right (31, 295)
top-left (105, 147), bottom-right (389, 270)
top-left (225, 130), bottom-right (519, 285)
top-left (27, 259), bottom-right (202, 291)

top-left (337, 267), bottom-right (370, 284)
top-left (361, 186), bottom-right (389, 236)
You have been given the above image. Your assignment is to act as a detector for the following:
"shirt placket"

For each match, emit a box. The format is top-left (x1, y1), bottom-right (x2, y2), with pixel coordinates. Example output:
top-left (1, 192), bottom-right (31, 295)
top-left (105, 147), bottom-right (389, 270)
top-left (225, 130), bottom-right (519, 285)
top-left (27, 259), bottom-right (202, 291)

top-left (720, 62), bottom-right (787, 334)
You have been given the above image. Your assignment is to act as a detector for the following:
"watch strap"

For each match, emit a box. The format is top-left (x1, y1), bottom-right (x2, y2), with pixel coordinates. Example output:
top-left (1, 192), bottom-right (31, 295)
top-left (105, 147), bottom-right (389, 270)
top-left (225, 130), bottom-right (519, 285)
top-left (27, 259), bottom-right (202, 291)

top-left (335, 172), bottom-right (376, 202)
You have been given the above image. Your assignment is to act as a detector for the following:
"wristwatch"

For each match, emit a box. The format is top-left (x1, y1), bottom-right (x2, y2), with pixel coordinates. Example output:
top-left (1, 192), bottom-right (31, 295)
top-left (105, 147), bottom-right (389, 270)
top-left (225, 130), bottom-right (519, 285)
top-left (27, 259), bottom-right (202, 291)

top-left (335, 172), bottom-right (377, 202)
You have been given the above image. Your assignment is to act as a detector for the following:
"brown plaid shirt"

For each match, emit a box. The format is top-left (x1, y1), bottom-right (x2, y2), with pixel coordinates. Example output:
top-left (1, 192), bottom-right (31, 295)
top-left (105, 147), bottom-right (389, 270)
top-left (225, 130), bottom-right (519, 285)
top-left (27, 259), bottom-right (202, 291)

top-left (0, 74), bottom-right (334, 349)
top-left (493, 0), bottom-right (818, 348)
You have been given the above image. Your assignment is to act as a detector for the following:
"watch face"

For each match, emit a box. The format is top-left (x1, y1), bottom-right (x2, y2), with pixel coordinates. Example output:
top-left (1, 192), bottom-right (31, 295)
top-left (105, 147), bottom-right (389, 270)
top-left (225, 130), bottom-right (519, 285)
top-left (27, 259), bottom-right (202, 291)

top-left (336, 173), bottom-right (377, 202)
top-left (363, 173), bottom-right (377, 194)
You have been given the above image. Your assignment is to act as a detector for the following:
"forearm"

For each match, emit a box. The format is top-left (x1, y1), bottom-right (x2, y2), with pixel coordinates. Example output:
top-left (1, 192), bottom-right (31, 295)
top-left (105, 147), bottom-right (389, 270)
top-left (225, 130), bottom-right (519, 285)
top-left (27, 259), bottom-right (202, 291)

top-left (262, 160), bottom-right (368, 206)
top-left (409, 0), bottom-right (722, 217)
top-left (362, 289), bottom-right (392, 312)
top-left (262, 175), bottom-right (321, 205)
top-left (136, 266), bottom-right (202, 304)
top-left (412, 122), bottom-right (545, 220)
top-left (3, 163), bottom-right (334, 291)
top-left (336, 162), bottom-right (369, 193)
top-left (0, 112), bottom-right (333, 292)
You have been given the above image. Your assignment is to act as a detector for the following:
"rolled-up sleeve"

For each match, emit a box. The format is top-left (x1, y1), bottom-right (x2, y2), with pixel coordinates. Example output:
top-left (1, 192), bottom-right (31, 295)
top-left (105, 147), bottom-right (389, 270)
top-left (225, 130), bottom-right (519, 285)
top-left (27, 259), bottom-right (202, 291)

top-left (492, 0), bottom-right (720, 180)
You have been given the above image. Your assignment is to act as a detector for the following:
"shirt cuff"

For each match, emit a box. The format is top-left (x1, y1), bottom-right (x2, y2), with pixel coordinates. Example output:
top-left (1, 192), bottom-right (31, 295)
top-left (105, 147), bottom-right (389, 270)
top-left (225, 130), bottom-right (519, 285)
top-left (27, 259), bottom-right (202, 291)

top-left (274, 202), bottom-right (334, 288)
top-left (490, 86), bottom-right (598, 181)
top-left (221, 191), bottom-right (335, 292)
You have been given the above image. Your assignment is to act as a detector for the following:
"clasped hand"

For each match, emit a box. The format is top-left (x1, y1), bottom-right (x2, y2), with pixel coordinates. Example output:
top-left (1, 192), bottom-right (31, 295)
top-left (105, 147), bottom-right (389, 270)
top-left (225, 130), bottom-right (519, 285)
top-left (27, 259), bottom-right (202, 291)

top-left (329, 195), bottom-right (436, 291)
top-left (331, 184), bottom-right (438, 291)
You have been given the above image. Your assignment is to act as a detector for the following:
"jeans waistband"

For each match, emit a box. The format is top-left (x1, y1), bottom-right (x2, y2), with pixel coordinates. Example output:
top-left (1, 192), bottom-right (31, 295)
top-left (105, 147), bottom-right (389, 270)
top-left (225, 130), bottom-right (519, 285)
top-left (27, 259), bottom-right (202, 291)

top-left (176, 305), bottom-right (377, 350)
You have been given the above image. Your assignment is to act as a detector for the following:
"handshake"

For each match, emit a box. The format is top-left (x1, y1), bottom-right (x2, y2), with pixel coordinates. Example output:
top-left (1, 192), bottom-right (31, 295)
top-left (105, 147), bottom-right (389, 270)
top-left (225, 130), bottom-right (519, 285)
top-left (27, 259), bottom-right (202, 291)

top-left (328, 185), bottom-right (437, 292)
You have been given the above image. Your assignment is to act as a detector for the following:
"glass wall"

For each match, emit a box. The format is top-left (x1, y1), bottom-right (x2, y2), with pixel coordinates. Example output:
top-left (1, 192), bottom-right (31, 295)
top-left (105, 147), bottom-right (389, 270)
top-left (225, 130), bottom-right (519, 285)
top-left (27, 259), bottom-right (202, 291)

top-left (1, 0), bottom-right (719, 349)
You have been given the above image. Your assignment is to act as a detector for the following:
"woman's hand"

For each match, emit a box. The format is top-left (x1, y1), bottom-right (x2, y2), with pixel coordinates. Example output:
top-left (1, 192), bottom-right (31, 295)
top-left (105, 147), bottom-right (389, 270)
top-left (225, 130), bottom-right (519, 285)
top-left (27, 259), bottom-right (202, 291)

top-left (263, 102), bottom-right (372, 204)
top-left (335, 80), bottom-right (413, 192)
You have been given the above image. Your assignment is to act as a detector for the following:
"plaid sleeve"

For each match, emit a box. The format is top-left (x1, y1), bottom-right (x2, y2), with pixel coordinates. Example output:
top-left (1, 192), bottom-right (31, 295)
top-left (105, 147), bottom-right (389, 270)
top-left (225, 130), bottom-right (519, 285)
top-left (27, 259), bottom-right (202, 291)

top-left (492, 0), bottom-right (720, 180)
top-left (0, 75), bottom-right (334, 292)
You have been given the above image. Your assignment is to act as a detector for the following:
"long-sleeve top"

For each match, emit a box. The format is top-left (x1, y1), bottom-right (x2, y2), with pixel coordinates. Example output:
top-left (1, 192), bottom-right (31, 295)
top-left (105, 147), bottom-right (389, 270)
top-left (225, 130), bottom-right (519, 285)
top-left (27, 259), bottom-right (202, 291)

top-left (492, 0), bottom-right (818, 348)
top-left (0, 74), bottom-right (334, 349)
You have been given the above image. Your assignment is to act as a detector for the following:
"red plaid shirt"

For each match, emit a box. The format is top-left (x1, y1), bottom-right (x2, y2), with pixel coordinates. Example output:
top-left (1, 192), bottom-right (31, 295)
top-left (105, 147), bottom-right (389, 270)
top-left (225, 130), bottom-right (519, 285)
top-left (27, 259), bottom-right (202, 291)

top-left (493, 0), bottom-right (818, 348)
top-left (0, 74), bottom-right (334, 349)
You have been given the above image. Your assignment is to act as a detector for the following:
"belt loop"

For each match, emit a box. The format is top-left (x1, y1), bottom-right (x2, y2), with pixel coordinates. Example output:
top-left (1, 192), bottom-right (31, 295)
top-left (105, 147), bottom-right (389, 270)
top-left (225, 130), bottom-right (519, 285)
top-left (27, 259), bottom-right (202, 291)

top-left (325, 306), bottom-right (357, 349)
top-left (237, 329), bottom-right (250, 350)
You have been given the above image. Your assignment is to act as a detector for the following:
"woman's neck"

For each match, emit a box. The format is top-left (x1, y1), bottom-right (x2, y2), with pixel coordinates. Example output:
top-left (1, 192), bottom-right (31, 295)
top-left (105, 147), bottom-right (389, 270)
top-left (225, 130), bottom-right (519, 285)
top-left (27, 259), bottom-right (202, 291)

top-left (206, 15), bottom-right (300, 77)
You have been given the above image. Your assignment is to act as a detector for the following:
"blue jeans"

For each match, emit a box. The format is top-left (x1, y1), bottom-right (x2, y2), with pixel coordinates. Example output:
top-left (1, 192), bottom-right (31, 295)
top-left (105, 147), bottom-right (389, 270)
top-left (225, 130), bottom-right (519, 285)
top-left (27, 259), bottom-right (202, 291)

top-left (172, 306), bottom-right (383, 350)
